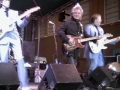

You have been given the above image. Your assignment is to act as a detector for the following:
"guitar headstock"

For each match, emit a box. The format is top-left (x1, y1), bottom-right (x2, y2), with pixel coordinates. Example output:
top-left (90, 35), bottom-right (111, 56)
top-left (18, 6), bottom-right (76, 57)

top-left (104, 33), bottom-right (113, 37)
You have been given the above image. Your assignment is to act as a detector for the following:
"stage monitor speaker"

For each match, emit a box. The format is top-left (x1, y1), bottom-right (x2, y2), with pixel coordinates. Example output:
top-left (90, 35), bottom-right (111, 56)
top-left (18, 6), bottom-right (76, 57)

top-left (84, 66), bottom-right (114, 88)
top-left (0, 63), bottom-right (19, 90)
top-left (38, 64), bottom-right (82, 90)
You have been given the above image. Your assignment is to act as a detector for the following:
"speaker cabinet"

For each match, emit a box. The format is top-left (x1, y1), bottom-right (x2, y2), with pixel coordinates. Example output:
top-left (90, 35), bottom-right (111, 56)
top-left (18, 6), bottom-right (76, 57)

top-left (84, 66), bottom-right (114, 88)
top-left (0, 63), bottom-right (19, 90)
top-left (38, 64), bottom-right (82, 90)
top-left (22, 41), bottom-right (35, 63)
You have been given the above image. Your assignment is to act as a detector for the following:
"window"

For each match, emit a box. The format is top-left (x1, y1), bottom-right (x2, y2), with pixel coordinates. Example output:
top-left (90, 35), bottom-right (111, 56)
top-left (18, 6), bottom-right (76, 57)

top-left (104, 0), bottom-right (119, 23)
top-left (40, 20), bottom-right (46, 37)
top-left (81, 0), bottom-right (89, 25)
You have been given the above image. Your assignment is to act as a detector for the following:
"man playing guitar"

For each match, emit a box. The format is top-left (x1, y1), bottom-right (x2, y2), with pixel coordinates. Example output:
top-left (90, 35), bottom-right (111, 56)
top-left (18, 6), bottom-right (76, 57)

top-left (0, 0), bottom-right (40, 90)
top-left (83, 14), bottom-right (120, 74)
top-left (57, 3), bottom-right (84, 66)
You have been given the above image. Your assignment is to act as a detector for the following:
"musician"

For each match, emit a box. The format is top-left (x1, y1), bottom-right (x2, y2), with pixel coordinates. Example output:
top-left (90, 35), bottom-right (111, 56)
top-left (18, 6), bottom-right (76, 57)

top-left (56, 3), bottom-right (83, 66)
top-left (83, 14), bottom-right (120, 74)
top-left (0, 0), bottom-right (31, 90)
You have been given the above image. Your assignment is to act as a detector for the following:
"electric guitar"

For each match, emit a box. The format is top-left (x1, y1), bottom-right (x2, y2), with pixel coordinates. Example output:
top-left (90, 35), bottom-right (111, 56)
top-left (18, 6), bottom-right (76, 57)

top-left (64, 33), bottom-right (113, 52)
top-left (0, 6), bottom-right (40, 39)
top-left (89, 36), bottom-right (120, 53)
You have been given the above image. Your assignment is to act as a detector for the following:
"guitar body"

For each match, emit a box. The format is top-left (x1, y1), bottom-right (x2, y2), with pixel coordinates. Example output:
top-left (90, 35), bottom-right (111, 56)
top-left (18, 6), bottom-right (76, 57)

top-left (0, 20), bottom-right (13, 39)
top-left (89, 41), bottom-right (107, 53)
top-left (89, 37), bottom-right (119, 53)
top-left (74, 37), bottom-right (85, 48)
top-left (0, 6), bottom-right (40, 39)
top-left (64, 34), bottom-right (113, 52)
top-left (64, 36), bottom-right (84, 52)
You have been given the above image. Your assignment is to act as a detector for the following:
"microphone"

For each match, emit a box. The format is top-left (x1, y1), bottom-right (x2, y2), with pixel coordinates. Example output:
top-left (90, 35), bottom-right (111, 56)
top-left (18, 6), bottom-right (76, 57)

top-left (49, 21), bottom-right (54, 25)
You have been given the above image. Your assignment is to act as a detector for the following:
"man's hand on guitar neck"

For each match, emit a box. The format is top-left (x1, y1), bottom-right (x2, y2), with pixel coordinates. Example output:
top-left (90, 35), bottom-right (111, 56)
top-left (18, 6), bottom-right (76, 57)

top-left (24, 6), bottom-right (40, 20)
top-left (24, 9), bottom-right (31, 20)
top-left (116, 36), bottom-right (120, 43)
top-left (97, 35), bottom-right (105, 40)
top-left (96, 36), bottom-right (106, 47)
top-left (96, 35), bottom-right (107, 46)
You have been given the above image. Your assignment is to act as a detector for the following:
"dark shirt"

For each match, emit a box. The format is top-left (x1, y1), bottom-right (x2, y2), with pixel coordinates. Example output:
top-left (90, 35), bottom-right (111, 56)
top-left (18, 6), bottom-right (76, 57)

top-left (57, 16), bottom-right (83, 43)
top-left (56, 16), bottom-right (83, 56)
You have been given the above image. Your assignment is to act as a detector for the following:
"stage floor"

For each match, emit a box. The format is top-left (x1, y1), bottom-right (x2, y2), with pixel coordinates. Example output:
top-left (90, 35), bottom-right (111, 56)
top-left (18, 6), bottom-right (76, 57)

top-left (28, 83), bottom-right (39, 90)
top-left (28, 82), bottom-right (120, 90)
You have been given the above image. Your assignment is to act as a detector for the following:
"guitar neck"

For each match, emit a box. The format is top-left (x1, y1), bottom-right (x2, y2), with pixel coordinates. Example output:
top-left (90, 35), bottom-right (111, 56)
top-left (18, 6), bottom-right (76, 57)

top-left (81, 34), bottom-right (112, 42)
top-left (103, 37), bottom-right (118, 45)
top-left (81, 36), bottom-right (98, 42)
top-left (8, 6), bottom-right (40, 27)
top-left (9, 13), bottom-right (27, 27)
top-left (19, 13), bottom-right (27, 19)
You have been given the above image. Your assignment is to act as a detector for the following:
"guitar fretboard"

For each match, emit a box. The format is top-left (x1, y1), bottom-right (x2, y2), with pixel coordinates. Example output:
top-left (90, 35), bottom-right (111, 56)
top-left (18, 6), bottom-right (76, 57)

top-left (80, 36), bottom-right (98, 42)
top-left (103, 37), bottom-right (119, 45)
top-left (80, 34), bottom-right (112, 42)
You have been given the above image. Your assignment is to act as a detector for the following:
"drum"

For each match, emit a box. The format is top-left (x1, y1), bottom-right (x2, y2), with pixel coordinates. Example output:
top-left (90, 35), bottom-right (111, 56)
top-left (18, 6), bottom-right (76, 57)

top-left (105, 62), bottom-right (120, 78)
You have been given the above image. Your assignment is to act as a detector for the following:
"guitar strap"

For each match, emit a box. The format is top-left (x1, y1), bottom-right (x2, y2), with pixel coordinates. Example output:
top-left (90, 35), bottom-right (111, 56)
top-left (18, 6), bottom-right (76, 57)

top-left (5, 8), bottom-right (9, 17)
top-left (79, 22), bottom-right (83, 36)
top-left (77, 21), bottom-right (83, 35)
top-left (72, 16), bottom-right (83, 36)
top-left (94, 25), bottom-right (100, 36)
top-left (94, 25), bottom-right (105, 60)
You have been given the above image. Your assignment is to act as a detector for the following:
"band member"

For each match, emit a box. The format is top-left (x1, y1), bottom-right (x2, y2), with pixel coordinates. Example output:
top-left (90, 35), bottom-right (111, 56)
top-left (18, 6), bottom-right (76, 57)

top-left (56, 3), bottom-right (84, 66)
top-left (83, 14), bottom-right (120, 73)
top-left (0, 0), bottom-right (31, 90)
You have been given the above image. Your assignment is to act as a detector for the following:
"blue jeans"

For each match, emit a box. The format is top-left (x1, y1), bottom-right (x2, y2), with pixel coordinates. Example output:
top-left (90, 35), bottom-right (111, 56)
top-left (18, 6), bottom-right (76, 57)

top-left (89, 51), bottom-right (104, 71)
top-left (17, 59), bottom-right (28, 87)
top-left (0, 39), bottom-right (28, 87)
top-left (0, 43), bottom-right (9, 62)
top-left (9, 38), bottom-right (29, 87)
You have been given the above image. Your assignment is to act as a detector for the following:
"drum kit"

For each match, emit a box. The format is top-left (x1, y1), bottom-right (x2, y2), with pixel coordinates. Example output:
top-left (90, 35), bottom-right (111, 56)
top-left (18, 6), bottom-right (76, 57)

top-left (105, 62), bottom-right (120, 89)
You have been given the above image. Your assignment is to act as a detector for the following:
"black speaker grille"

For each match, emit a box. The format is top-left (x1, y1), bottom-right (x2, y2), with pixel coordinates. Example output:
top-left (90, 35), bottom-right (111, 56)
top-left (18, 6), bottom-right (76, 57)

top-left (0, 63), bottom-right (19, 86)
top-left (85, 66), bottom-right (114, 87)
top-left (44, 64), bottom-right (82, 90)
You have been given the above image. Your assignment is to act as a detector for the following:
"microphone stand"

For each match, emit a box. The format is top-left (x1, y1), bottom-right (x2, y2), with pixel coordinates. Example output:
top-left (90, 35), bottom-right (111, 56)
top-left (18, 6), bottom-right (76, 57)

top-left (51, 23), bottom-right (60, 64)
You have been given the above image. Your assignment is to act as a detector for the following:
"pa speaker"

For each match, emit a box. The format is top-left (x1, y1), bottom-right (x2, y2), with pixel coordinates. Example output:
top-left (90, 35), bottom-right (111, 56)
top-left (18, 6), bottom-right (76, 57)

top-left (84, 66), bottom-right (114, 88)
top-left (38, 64), bottom-right (82, 90)
top-left (0, 63), bottom-right (19, 90)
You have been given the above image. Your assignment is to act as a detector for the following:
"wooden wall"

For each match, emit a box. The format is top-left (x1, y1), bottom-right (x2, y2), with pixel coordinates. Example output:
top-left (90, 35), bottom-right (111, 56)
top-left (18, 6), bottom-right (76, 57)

top-left (89, 0), bottom-right (104, 23)
top-left (102, 21), bottom-right (120, 56)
